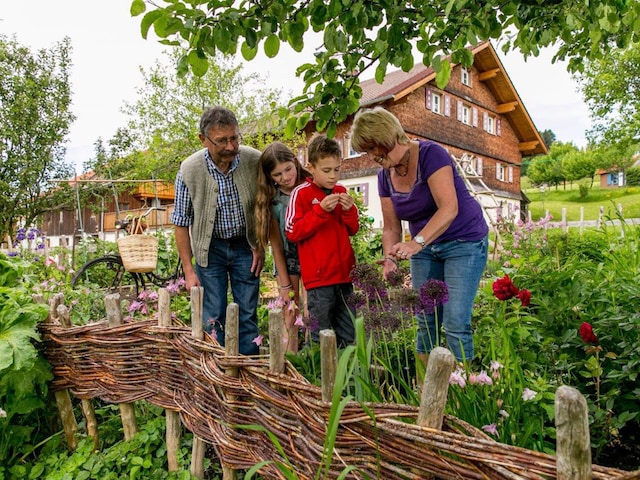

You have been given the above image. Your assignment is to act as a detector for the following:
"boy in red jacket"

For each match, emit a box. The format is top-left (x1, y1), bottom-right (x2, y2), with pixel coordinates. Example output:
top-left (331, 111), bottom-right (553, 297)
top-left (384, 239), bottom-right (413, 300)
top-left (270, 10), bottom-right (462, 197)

top-left (285, 135), bottom-right (359, 347)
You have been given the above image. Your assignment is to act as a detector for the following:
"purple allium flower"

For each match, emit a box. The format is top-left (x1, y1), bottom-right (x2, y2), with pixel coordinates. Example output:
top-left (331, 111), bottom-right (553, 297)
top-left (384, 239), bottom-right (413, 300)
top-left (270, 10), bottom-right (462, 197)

top-left (8, 251), bottom-right (18, 257)
top-left (419, 279), bottom-right (449, 314)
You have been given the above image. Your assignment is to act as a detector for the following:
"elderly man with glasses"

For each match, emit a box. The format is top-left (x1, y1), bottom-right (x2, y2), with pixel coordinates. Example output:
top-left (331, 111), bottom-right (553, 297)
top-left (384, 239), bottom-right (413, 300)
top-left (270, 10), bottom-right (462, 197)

top-left (171, 106), bottom-right (264, 355)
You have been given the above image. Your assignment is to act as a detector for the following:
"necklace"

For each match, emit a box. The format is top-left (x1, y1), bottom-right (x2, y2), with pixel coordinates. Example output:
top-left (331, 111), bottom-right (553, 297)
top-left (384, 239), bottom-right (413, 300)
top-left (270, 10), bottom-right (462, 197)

top-left (393, 149), bottom-right (411, 177)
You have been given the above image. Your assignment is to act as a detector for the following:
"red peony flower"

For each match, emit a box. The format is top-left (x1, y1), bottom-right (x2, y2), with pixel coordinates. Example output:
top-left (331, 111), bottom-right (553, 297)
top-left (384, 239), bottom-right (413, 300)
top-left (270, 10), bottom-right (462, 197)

top-left (578, 322), bottom-right (598, 344)
top-left (518, 288), bottom-right (531, 307)
top-left (492, 274), bottom-right (520, 301)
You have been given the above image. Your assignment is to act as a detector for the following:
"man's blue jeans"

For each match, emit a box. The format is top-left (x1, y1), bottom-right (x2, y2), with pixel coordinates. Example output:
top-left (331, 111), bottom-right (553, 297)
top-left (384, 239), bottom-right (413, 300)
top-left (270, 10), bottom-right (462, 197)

top-left (411, 235), bottom-right (488, 362)
top-left (196, 237), bottom-right (260, 355)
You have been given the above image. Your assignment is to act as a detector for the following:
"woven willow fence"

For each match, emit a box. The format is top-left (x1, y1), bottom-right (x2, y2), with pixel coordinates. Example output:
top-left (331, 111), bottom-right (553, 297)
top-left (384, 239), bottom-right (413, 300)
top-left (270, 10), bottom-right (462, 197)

top-left (39, 290), bottom-right (639, 480)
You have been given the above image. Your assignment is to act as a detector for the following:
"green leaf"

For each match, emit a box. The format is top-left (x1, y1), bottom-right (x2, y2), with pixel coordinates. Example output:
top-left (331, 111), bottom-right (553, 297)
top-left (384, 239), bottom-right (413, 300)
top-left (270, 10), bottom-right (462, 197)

top-left (187, 50), bottom-right (209, 77)
top-left (140, 10), bottom-right (164, 39)
top-left (241, 41), bottom-right (258, 61)
top-left (264, 34), bottom-right (280, 58)
top-left (130, 0), bottom-right (146, 17)
top-left (435, 59), bottom-right (451, 89)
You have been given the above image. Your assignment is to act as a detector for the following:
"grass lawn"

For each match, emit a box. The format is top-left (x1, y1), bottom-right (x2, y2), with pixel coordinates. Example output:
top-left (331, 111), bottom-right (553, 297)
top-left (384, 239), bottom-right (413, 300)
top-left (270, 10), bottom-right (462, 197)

top-left (523, 182), bottom-right (640, 222)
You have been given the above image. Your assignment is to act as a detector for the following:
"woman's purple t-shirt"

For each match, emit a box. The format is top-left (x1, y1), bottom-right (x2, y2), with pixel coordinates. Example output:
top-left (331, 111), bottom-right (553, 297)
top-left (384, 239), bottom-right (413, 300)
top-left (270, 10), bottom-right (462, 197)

top-left (378, 141), bottom-right (488, 243)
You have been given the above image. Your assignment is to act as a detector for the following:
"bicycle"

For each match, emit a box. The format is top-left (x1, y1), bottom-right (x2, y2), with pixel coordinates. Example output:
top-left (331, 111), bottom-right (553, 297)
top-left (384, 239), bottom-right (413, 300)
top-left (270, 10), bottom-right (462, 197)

top-left (71, 207), bottom-right (183, 297)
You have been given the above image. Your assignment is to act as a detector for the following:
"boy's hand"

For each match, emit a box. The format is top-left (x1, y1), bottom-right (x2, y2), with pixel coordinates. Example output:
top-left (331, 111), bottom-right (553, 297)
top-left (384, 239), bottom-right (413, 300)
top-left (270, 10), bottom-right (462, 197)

top-left (320, 193), bottom-right (340, 212)
top-left (338, 193), bottom-right (354, 210)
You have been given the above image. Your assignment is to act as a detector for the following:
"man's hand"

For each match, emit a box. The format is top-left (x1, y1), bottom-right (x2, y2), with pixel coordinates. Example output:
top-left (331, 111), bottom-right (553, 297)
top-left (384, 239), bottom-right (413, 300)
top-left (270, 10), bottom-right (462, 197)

top-left (319, 193), bottom-right (340, 212)
top-left (251, 248), bottom-right (265, 277)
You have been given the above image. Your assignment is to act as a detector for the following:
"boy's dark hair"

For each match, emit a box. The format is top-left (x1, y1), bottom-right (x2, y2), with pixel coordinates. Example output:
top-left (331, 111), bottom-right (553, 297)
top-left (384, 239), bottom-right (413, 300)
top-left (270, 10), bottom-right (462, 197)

top-left (200, 106), bottom-right (238, 135)
top-left (307, 134), bottom-right (342, 165)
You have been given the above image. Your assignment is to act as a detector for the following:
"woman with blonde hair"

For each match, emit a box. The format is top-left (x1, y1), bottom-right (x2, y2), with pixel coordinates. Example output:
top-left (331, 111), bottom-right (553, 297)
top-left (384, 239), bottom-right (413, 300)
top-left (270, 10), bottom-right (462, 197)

top-left (350, 106), bottom-right (489, 364)
top-left (256, 142), bottom-right (311, 352)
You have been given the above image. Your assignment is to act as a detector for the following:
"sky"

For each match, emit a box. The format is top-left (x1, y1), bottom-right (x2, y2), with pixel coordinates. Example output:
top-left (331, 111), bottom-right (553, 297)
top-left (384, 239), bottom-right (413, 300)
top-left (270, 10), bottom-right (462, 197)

top-left (2, 1), bottom-right (592, 171)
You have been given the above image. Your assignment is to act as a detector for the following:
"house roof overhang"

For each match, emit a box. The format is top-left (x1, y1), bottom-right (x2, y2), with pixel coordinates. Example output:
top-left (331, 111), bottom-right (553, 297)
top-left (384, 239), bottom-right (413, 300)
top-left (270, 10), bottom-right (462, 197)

top-left (358, 41), bottom-right (548, 157)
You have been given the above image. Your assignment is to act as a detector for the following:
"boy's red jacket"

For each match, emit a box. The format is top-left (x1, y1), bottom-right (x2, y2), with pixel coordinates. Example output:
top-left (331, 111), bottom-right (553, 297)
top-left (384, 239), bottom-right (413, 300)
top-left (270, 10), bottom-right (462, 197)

top-left (285, 179), bottom-right (359, 290)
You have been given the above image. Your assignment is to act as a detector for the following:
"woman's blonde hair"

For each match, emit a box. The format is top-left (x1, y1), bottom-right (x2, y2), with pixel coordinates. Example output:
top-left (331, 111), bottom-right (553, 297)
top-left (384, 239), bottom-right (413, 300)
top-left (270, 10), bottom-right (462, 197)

top-left (255, 142), bottom-right (310, 252)
top-left (350, 106), bottom-right (410, 152)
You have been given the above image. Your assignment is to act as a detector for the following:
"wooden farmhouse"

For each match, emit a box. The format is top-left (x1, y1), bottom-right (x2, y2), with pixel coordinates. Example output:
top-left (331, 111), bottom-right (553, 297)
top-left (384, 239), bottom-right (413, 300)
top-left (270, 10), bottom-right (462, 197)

top-left (299, 40), bottom-right (548, 231)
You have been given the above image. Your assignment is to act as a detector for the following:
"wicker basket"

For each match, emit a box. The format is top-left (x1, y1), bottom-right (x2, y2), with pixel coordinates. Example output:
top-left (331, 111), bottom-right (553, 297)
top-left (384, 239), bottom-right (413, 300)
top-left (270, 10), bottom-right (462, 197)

top-left (117, 235), bottom-right (158, 273)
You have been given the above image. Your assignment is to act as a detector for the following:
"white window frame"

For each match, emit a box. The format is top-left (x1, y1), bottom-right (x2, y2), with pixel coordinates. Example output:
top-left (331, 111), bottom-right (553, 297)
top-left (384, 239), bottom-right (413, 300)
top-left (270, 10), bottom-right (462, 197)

top-left (507, 166), bottom-right (513, 183)
top-left (461, 67), bottom-right (471, 87)
top-left (461, 104), bottom-right (471, 125)
top-left (431, 92), bottom-right (442, 114)
top-left (496, 163), bottom-right (505, 182)
top-left (485, 114), bottom-right (495, 134)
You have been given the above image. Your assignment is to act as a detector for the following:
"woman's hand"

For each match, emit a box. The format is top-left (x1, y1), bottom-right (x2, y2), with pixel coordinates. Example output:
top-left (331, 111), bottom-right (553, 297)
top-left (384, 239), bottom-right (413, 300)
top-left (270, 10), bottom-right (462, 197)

top-left (390, 240), bottom-right (422, 260)
top-left (375, 257), bottom-right (398, 281)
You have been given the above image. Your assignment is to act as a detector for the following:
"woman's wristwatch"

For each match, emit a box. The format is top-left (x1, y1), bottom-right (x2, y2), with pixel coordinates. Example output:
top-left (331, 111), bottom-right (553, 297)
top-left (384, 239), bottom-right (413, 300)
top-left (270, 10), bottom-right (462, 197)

top-left (414, 235), bottom-right (427, 249)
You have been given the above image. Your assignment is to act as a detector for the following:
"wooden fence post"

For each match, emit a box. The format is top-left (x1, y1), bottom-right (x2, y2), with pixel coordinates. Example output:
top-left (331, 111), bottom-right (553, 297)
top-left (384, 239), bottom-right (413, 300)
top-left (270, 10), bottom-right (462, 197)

top-left (417, 347), bottom-right (454, 429)
top-left (57, 304), bottom-right (99, 450)
top-left (42, 294), bottom-right (79, 451)
top-left (320, 330), bottom-right (338, 402)
top-left (555, 385), bottom-right (592, 480)
top-left (269, 308), bottom-right (285, 374)
top-left (222, 303), bottom-right (239, 480)
top-left (104, 293), bottom-right (138, 441)
top-left (189, 286), bottom-right (206, 480)
top-left (158, 288), bottom-right (181, 472)
top-left (597, 206), bottom-right (604, 228)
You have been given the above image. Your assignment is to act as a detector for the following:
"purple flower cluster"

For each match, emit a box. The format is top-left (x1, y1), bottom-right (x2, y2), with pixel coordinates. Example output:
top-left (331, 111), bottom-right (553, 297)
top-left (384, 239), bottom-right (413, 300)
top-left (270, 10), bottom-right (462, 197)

top-left (419, 279), bottom-right (449, 314)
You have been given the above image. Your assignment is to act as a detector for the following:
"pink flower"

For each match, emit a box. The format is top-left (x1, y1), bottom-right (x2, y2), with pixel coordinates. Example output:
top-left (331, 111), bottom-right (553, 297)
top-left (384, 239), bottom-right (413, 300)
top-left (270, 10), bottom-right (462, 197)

top-left (252, 335), bottom-right (264, 346)
top-left (482, 423), bottom-right (498, 436)
top-left (469, 370), bottom-right (493, 386)
top-left (522, 388), bottom-right (537, 401)
top-left (294, 314), bottom-right (304, 327)
top-left (489, 360), bottom-right (503, 372)
top-left (449, 368), bottom-right (467, 388)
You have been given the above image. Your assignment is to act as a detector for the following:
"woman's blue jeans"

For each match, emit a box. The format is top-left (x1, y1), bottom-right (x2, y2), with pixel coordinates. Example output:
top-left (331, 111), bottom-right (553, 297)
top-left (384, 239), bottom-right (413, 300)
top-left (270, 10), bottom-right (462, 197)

top-left (411, 235), bottom-right (488, 362)
top-left (196, 238), bottom-right (260, 355)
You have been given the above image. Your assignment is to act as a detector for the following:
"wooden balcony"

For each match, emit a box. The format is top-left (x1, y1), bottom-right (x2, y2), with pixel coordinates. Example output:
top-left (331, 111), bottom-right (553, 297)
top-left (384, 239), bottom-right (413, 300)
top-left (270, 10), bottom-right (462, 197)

top-left (134, 181), bottom-right (175, 200)
top-left (102, 206), bottom-right (175, 232)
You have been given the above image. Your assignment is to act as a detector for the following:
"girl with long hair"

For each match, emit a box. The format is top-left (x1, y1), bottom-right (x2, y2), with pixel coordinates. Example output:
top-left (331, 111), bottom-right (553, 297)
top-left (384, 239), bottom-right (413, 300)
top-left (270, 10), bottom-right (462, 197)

top-left (256, 142), bottom-right (311, 352)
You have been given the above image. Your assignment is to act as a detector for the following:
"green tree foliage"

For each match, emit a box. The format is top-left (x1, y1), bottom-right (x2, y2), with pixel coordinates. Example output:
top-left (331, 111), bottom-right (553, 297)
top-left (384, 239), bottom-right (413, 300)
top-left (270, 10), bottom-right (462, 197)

top-left (0, 35), bottom-right (75, 242)
top-left (562, 149), bottom-right (596, 184)
top-left (590, 141), bottom-right (640, 176)
top-left (539, 129), bottom-right (556, 149)
top-left (627, 166), bottom-right (640, 186)
top-left (86, 50), bottom-right (285, 183)
top-left (577, 43), bottom-right (640, 147)
top-left (130, 0), bottom-right (640, 136)
top-left (527, 142), bottom-right (579, 188)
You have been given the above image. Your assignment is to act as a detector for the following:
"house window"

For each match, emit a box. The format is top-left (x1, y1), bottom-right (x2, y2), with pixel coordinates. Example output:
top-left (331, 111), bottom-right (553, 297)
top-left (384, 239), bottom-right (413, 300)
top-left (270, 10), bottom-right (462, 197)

top-left (431, 92), bottom-right (442, 114)
top-left (484, 113), bottom-right (496, 134)
top-left (474, 157), bottom-right (483, 176)
top-left (496, 163), bottom-right (505, 182)
top-left (461, 67), bottom-right (471, 87)
top-left (459, 103), bottom-right (471, 125)
top-left (507, 166), bottom-right (513, 183)
top-left (348, 183), bottom-right (369, 206)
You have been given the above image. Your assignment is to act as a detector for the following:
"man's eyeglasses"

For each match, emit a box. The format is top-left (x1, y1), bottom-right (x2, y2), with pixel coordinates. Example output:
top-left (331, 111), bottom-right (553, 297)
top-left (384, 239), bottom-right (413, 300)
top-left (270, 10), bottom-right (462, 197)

top-left (205, 134), bottom-right (241, 147)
